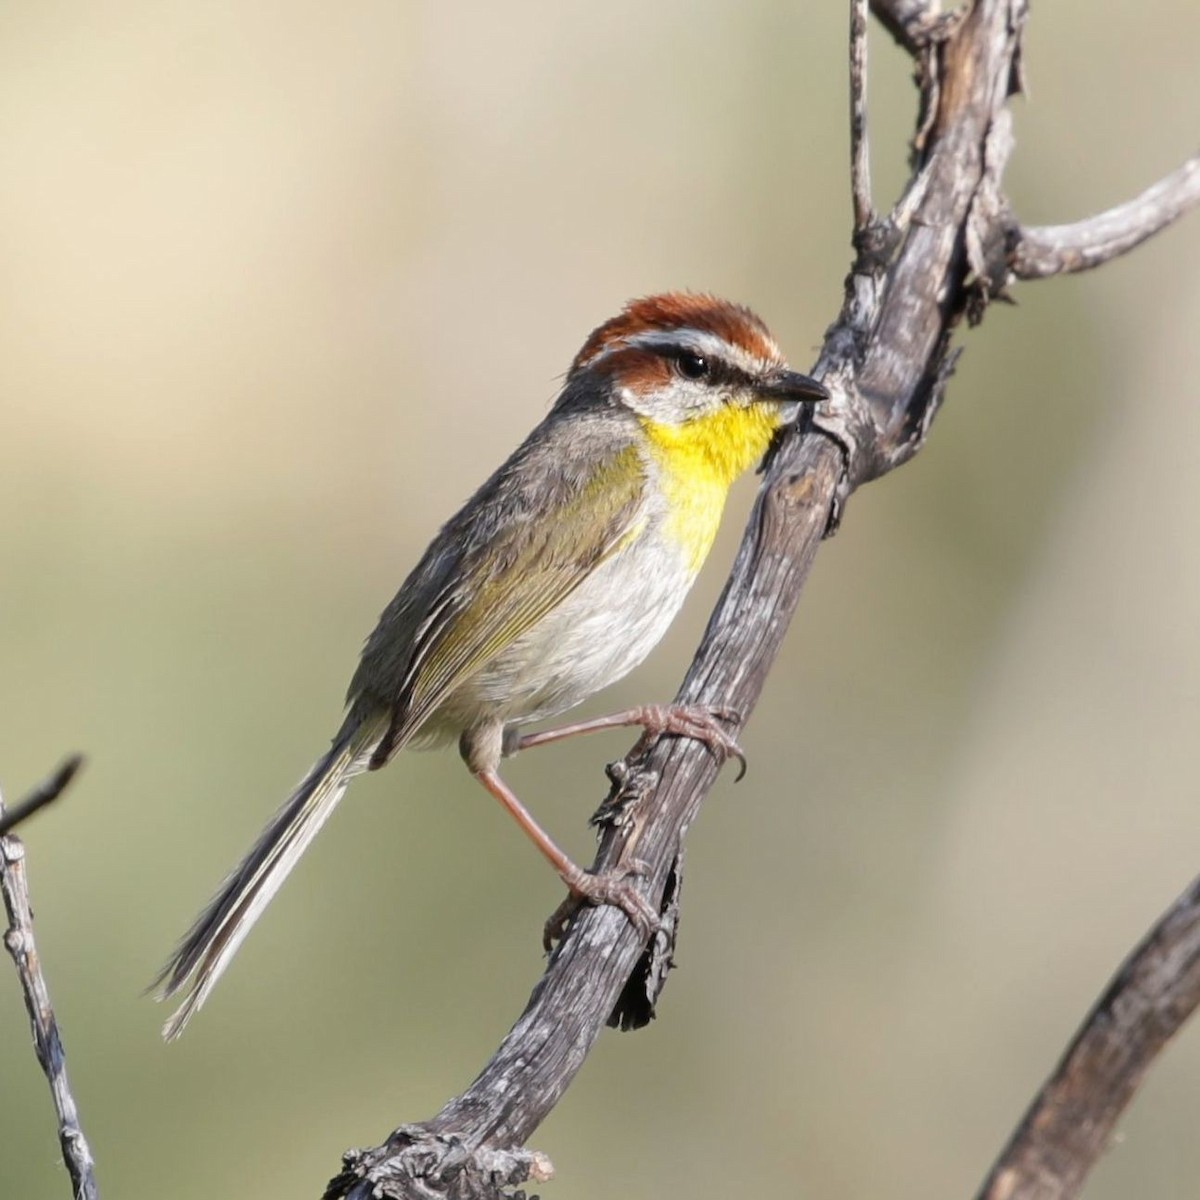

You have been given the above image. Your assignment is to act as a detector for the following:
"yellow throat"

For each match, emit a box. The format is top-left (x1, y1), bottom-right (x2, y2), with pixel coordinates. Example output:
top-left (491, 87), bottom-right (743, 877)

top-left (640, 402), bottom-right (784, 574)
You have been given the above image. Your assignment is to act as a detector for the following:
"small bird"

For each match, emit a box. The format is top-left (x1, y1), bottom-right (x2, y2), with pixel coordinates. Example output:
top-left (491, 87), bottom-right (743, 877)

top-left (156, 292), bottom-right (827, 1039)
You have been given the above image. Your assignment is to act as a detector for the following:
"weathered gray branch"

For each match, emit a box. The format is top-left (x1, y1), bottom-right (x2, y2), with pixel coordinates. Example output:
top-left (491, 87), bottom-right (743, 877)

top-left (328, 439), bottom-right (844, 1199)
top-left (1010, 153), bottom-right (1200, 279)
top-left (976, 872), bottom-right (1200, 1200)
top-left (328, 3), bottom-right (1200, 1197)
top-left (1, 763), bottom-right (98, 1200)
top-left (850, 0), bottom-right (874, 235)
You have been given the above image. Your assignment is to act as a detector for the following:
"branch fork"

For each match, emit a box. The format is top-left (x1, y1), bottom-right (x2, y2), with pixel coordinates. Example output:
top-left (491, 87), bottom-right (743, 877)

top-left (324, 5), bottom-right (1200, 1196)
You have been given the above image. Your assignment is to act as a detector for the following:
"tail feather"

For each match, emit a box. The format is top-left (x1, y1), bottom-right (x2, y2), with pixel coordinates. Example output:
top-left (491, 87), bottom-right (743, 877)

top-left (156, 714), bottom-right (385, 1041)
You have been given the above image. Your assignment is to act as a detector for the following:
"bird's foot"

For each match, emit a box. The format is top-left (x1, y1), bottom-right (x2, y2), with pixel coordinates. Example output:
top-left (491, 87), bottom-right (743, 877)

top-left (628, 703), bottom-right (747, 780)
top-left (513, 702), bottom-right (746, 778)
top-left (543, 860), bottom-right (660, 951)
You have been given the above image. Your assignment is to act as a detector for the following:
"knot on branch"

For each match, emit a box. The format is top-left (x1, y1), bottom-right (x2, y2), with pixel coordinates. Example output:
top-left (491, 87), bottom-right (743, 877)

top-left (851, 213), bottom-right (904, 271)
top-left (873, 1), bottom-right (965, 57)
top-left (800, 363), bottom-right (904, 525)
top-left (591, 757), bottom-right (659, 829)
top-left (964, 107), bottom-right (1020, 323)
top-left (327, 1128), bottom-right (554, 1200)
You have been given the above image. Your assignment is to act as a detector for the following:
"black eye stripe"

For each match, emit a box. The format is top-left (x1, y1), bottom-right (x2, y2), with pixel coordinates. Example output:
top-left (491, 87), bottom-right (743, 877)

top-left (665, 347), bottom-right (746, 388)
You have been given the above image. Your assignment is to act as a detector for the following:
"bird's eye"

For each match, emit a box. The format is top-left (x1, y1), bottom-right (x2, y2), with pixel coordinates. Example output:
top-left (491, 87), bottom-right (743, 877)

top-left (675, 352), bottom-right (710, 380)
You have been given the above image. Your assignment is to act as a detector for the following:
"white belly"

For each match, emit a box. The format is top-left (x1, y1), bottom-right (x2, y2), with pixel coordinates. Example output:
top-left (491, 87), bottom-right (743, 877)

top-left (440, 532), bottom-right (696, 730)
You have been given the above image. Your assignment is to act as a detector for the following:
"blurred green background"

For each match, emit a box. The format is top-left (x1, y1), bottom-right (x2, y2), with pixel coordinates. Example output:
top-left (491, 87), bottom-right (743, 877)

top-left (2, 2), bottom-right (1199, 1197)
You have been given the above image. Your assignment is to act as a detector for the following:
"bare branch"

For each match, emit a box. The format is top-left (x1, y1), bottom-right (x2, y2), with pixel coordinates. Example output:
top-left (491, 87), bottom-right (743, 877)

top-left (328, 439), bottom-right (844, 1200)
top-left (850, 0), bottom-right (874, 235)
top-left (977, 872), bottom-right (1200, 1200)
top-left (1011, 154), bottom-right (1200, 279)
top-left (325, 3), bottom-right (1200, 1195)
top-left (0, 755), bottom-right (84, 838)
top-left (1, 769), bottom-right (99, 1200)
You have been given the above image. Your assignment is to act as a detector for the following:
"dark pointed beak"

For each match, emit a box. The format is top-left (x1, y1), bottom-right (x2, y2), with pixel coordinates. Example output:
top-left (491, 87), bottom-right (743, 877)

top-left (758, 368), bottom-right (829, 404)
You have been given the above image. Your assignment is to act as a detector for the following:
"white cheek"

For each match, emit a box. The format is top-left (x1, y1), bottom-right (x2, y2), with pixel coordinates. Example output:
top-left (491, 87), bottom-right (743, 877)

top-left (616, 384), bottom-right (643, 412)
top-left (617, 380), bottom-right (700, 425)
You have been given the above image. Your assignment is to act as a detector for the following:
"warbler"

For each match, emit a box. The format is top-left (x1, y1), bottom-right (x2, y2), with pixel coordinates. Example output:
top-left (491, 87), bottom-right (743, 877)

top-left (156, 292), bottom-right (827, 1039)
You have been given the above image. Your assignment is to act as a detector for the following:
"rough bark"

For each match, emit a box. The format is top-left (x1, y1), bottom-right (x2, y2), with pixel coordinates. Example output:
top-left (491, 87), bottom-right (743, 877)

top-left (976, 873), bottom-right (1200, 1200)
top-left (0, 759), bottom-right (98, 1200)
top-left (326, 2), bottom-right (1200, 1198)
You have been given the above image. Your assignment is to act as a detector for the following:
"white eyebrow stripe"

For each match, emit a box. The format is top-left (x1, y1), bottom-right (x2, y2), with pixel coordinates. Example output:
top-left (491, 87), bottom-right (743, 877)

top-left (584, 327), bottom-right (781, 375)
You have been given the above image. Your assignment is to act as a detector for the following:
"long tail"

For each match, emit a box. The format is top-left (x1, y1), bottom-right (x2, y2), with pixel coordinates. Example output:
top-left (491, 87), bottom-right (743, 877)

top-left (155, 712), bottom-right (387, 1041)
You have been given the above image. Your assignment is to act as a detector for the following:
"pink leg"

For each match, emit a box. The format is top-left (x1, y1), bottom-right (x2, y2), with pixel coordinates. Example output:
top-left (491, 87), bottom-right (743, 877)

top-left (514, 703), bottom-right (746, 779)
top-left (473, 767), bottom-right (659, 947)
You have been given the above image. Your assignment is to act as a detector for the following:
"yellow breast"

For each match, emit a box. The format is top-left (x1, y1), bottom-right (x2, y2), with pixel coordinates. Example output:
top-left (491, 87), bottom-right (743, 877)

top-left (639, 403), bottom-right (784, 575)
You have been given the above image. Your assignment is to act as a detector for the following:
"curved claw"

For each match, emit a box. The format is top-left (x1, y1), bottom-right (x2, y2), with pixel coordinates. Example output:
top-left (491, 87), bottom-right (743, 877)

top-left (730, 748), bottom-right (748, 783)
top-left (707, 704), bottom-right (743, 724)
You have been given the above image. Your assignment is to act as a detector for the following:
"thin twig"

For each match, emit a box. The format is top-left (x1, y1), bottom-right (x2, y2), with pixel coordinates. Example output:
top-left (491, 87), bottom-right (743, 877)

top-left (0, 755), bottom-right (84, 838)
top-left (850, 0), bottom-right (874, 235)
top-left (1, 770), bottom-right (99, 1200)
top-left (1011, 154), bottom-right (1200, 279)
top-left (977, 872), bottom-right (1200, 1200)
